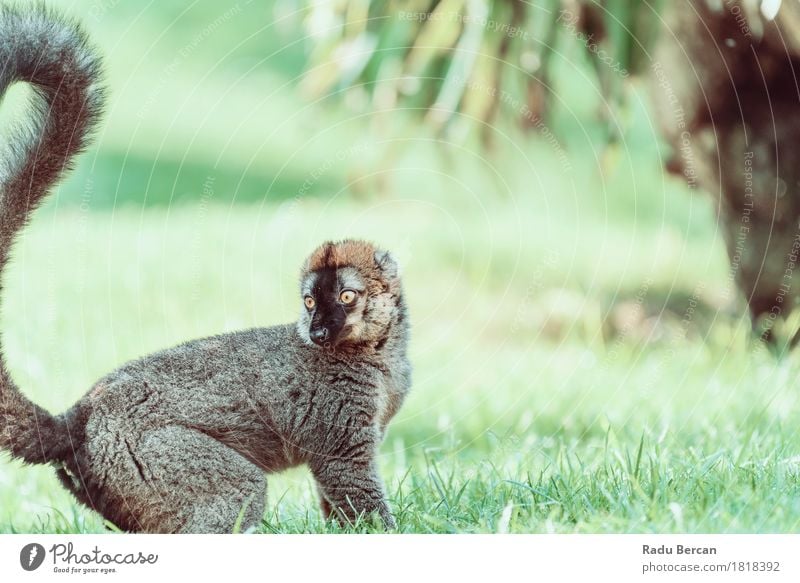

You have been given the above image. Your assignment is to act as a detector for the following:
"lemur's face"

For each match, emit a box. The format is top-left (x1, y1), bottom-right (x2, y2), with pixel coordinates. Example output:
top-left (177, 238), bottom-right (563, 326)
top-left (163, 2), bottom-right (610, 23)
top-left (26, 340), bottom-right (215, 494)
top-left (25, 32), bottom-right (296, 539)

top-left (300, 265), bottom-right (366, 347)
top-left (298, 240), bottom-right (401, 349)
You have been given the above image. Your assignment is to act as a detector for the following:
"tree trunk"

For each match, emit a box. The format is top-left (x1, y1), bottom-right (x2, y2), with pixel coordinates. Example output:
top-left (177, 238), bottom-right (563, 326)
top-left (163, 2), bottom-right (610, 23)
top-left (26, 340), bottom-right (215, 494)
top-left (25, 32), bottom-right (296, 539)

top-left (653, 0), bottom-right (800, 338)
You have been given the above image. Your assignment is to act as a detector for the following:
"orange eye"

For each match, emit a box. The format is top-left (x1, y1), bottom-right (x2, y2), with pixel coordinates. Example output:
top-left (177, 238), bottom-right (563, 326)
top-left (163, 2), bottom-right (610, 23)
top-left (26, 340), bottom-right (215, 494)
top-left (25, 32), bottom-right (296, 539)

top-left (304, 296), bottom-right (316, 310)
top-left (339, 290), bottom-right (357, 304)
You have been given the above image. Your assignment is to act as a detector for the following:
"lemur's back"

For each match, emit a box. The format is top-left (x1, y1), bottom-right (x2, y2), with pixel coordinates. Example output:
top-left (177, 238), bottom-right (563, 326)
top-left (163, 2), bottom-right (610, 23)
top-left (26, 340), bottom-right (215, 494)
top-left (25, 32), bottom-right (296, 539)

top-left (76, 325), bottom-right (303, 431)
top-left (64, 325), bottom-right (299, 466)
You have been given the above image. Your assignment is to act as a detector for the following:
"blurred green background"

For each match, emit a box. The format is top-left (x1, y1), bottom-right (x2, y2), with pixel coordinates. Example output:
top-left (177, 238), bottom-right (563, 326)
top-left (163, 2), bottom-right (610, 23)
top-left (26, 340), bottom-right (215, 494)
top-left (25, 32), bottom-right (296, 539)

top-left (0, 0), bottom-right (799, 533)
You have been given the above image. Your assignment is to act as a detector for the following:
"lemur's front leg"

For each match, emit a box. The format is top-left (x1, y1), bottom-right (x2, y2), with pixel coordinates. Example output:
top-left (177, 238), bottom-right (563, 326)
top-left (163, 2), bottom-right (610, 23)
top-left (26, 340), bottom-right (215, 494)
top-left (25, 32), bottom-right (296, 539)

top-left (311, 429), bottom-right (395, 529)
top-left (316, 482), bottom-right (333, 519)
top-left (312, 459), bottom-right (394, 528)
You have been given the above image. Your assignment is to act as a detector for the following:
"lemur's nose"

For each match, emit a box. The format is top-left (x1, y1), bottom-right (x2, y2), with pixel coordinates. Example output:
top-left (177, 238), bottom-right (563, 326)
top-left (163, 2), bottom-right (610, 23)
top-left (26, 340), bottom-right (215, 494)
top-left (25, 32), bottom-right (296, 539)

top-left (310, 327), bottom-right (329, 345)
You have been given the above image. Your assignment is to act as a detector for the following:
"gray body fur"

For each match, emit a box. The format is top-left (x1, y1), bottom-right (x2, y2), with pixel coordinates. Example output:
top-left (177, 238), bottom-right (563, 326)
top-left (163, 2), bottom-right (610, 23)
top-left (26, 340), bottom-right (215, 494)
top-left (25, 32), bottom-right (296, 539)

top-left (0, 5), bottom-right (411, 533)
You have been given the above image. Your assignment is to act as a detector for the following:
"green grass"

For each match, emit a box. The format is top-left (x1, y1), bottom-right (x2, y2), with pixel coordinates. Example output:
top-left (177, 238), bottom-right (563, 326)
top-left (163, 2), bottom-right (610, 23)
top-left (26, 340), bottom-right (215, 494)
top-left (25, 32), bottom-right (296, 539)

top-left (0, 195), bottom-right (799, 534)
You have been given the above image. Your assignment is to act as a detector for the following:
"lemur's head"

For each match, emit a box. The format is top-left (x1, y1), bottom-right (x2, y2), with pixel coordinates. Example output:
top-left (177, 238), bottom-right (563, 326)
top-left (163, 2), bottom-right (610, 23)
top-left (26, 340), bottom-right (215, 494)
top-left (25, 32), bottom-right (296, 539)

top-left (298, 240), bottom-right (403, 350)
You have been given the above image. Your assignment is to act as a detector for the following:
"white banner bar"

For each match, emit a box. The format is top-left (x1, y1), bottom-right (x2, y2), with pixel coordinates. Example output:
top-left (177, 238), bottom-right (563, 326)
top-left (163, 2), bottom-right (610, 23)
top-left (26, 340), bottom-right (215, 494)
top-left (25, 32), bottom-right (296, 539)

top-left (0, 534), bottom-right (797, 582)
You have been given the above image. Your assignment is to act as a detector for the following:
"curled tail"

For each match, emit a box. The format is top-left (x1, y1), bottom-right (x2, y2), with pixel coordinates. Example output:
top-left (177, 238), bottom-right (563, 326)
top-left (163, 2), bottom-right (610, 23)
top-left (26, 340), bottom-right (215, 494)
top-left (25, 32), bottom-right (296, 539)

top-left (0, 5), bottom-right (104, 464)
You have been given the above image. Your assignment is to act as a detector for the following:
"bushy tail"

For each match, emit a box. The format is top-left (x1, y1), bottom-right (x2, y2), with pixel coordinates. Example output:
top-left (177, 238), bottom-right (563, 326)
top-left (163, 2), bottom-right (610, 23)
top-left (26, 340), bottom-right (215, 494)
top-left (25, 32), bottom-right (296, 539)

top-left (0, 4), bottom-right (104, 464)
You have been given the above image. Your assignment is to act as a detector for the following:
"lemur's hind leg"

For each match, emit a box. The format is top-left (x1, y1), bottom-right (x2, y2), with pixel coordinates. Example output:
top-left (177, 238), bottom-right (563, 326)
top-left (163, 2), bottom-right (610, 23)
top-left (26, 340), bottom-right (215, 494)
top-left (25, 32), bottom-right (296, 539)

top-left (94, 426), bottom-right (267, 533)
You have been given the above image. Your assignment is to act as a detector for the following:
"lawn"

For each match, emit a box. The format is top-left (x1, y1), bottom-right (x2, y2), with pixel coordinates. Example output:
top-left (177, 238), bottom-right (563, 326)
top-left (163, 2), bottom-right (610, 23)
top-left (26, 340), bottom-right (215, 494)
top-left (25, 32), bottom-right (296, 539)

top-left (1, 195), bottom-right (799, 533)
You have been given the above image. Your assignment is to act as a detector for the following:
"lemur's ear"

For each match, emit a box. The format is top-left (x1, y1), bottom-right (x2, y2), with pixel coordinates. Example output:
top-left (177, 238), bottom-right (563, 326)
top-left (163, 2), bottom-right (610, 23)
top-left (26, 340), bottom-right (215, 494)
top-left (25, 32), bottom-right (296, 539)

top-left (374, 249), bottom-right (400, 280)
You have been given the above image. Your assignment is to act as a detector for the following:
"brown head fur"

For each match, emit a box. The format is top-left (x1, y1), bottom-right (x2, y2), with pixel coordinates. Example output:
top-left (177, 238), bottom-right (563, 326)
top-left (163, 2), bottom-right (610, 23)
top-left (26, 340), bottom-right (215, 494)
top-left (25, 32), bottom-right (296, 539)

top-left (298, 240), bottom-right (404, 350)
top-left (303, 240), bottom-right (400, 294)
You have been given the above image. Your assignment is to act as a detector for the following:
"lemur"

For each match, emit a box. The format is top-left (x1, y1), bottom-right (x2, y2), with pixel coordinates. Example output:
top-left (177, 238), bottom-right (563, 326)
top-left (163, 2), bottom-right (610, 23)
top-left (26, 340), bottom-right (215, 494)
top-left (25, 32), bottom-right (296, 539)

top-left (0, 5), bottom-right (411, 533)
